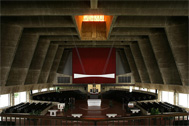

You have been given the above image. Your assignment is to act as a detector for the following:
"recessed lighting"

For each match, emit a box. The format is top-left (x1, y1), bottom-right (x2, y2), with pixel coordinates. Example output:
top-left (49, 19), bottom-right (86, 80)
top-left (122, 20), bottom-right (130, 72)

top-left (83, 15), bottom-right (105, 22)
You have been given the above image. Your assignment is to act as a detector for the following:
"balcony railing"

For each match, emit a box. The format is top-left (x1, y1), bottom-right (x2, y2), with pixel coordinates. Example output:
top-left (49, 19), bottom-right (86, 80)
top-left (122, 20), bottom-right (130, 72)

top-left (0, 112), bottom-right (188, 126)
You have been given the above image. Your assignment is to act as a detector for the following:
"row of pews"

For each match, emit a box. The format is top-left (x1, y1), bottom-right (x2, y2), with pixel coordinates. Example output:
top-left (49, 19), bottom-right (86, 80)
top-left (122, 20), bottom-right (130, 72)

top-left (3, 102), bottom-right (52, 114)
top-left (137, 102), bottom-right (186, 113)
top-left (102, 90), bottom-right (156, 103)
top-left (32, 90), bottom-right (86, 103)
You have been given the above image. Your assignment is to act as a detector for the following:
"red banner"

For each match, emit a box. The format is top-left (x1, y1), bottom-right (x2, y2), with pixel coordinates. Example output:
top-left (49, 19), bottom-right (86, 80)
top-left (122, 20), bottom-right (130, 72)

top-left (72, 48), bottom-right (116, 83)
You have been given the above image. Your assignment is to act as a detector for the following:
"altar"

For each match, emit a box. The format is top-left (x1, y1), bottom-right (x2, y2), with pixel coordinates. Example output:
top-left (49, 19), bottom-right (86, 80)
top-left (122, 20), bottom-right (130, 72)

top-left (87, 99), bottom-right (101, 106)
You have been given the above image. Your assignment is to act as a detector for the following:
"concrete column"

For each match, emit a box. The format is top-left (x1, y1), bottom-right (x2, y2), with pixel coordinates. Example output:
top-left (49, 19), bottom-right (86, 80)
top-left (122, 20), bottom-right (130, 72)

top-left (157, 90), bottom-right (161, 102)
top-left (149, 33), bottom-right (182, 85)
top-left (138, 37), bottom-right (163, 84)
top-left (130, 42), bottom-right (150, 83)
top-left (38, 44), bottom-right (58, 83)
top-left (25, 38), bottom-right (50, 84)
top-left (124, 46), bottom-right (141, 82)
top-left (57, 49), bottom-right (71, 73)
top-left (1, 24), bottom-right (23, 86)
top-left (6, 33), bottom-right (39, 86)
top-left (117, 49), bottom-right (131, 73)
top-left (174, 91), bottom-right (177, 105)
top-left (47, 47), bottom-right (64, 83)
top-left (165, 24), bottom-right (188, 86)
top-left (10, 93), bottom-right (14, 106)
top-left (26, 91), bottom-right (30, 102)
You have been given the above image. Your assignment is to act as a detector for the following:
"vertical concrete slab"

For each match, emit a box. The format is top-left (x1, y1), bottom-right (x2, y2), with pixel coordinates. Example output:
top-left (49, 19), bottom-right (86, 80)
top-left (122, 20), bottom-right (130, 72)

top-left (57, 49), bottom-right (71, 74)
top-left (149, 33), bottom-right (182, 85)
top-left (124, 46), bottom-right (141, 82)
top-left (38, 44), bottom-right (58, 83)
top-left (25, 38), bottom-right (50, 84)
top-left (117, 49), bottom-right (131, 73)
top-left (6, 33), bottom-right (39, 86)
top-left (1, 24), bottom-right (23, 86)
top-left (130, 42), bottom-right (151, 83)
top-left (138, 37), bottom-right (164, 84)
top-left (47, 47), bottom-right (64, 83)
top-left (165, 24), bottom-right (188, 86)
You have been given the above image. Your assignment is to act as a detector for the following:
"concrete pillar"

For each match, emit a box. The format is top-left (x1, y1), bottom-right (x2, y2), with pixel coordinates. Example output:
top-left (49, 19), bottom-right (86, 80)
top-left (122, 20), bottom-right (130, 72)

top-left (130, 42), bottom-right (150, 83)
top-left (124, 46), bottom-right (141, 82)
top-left (57, 49), bottom-right (71, 73)
top-left (157, 90), bottom-right (161, 102)
top-left (6, 33), bottom-right (39, 86)
top-left (165, 24), bottom-right (188, 86)
top-left (10, 93), bottom-right (14, 106)
top-left (149, 33), bottom-right (182, 85)
top-left (47, 47), bottom-right (64, 83)
top-left (26, 91), bottom-right (30, 102)
top-left (1, 24), bottom-right (23, 86)
top-left (117, 49), bottom-right (131, 73)
top-left (174, 91), bottom-right (177, 105)
top-left (138, 37), bottom-right (164, 84)
top-left (38, 44), bottom-right (58, 83)
top-left (25, 38), bottom-right (50, 84)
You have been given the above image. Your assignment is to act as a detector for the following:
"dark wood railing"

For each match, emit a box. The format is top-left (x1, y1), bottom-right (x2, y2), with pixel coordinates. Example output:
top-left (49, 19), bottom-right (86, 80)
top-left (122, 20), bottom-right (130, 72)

top-left (0, 112), bottom-right (189, 126)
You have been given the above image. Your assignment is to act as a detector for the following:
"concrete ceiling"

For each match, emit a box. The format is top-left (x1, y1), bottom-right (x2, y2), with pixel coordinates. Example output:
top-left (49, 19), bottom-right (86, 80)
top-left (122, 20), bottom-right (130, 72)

top-left (0, 0), bottom-right (188, 94)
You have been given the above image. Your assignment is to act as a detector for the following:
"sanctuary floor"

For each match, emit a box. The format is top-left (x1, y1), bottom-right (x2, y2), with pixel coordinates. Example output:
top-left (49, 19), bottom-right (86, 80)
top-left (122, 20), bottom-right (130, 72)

top-left (45, 99), bottom-right (129, 119)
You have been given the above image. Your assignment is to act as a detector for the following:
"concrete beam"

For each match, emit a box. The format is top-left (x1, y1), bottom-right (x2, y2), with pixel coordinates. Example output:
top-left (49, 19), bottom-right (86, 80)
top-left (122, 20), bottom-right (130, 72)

top-left (57, 49), bottom-right (71, 74)
top-left (23, 28), bottom-right (78, 35)
top-left (117, 49), bottom-right (131, 73)
top-left (114, 16), bottom-right (187, 28)
top-left (1, 4), bottom-right (187, 16)
top-left (1, 24), bottom-right (23, 86)
top-left (111, 28), bottom-right (163, 36)
top-left (138, 37), bottom-right (164, 84)
top-left (107, 16), bottom-right (117, 39)
top-left (6, 28), bottom-right (77, 86)
top-left (1, 16), bottom-right (75, 28)
top-left (58, 45), bottom-right (125, 48)
top-left (38, 44), bottom-right (58, 83)
top-left (130, 42), bottom-right (151, 83)
top-left (165, 23), bottom-right (188, 86)
top-left (71, 16), bottom-right (81, 39)
top-left (124, 46), bottom-right (141, 82)
top-left (149, 32), bottom-right (182, 85)
top-left (90, 0), bottom-right (98, 9)
top-left (25, 38), bottom-right (50, 84)
top-left (51, 41), bottom-right (132, 46)
top-left (6, 33), bottom-right (39, 86)
top-left (47, 47), bottom-right (64, 83)
top-left (40, 36), bottom-right (80, 41)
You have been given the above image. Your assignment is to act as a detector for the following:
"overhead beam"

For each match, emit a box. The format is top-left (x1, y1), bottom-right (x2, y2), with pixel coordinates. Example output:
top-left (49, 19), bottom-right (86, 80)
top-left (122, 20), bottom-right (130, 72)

top-left (130, 42), bottom-right (151, 83)
top-left (1, 16), bottom-right (75, 28)
top-left (25, 38), bottom-right (50, 85)
top-left (149, 32), bottom-right (182, 85)
top-left (1, 8), bottom-right (187, 16)
top-left (47, 47), bottom-right (64, 83)
top-left (1, 24), bottom-right (23, 86)
top-left (51, 41), bottom-right (132, 46)
top-left (90, 0), bottom-right (98, 9)
top-left (124, 46), bottom-right (141, 83)
top-left (59, 45), bottom-right (125, 48)
top-left (38, 44), bottom-right (58, 84)
top-left (114, 16), bottom-right (187, 28)
top-left (117, 49), bottom-right (131, 73)
top-left (138, 37), bottom-right (164, 84)
top-left (165, 23), bottom-right (188, 86)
